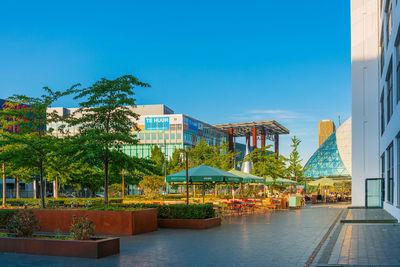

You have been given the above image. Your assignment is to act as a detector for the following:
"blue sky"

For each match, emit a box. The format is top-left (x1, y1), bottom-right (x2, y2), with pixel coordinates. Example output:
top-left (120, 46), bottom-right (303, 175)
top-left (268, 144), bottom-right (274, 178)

top-left (0, 0), bottom-right (351, 162)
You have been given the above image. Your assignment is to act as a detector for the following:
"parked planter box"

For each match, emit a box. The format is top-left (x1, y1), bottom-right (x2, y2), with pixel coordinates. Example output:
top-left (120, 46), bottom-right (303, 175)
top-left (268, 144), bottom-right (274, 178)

top-left (0, 236), bottom-right (119, 258)
top-left (158, 217), bottom-right (221, 229)
top-left (32, 208), bottom-right (158, 235)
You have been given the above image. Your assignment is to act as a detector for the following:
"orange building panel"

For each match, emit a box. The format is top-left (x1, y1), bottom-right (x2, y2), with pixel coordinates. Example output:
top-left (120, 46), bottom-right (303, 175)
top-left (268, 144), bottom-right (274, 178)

top-left (318, 120), bottom-right (335, 147)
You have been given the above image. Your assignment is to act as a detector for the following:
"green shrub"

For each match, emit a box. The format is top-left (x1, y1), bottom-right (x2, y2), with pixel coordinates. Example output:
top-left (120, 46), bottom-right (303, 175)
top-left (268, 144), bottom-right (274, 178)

top-left (6, 198), bottom-right (123, 208)
top-left (70, 215), bottom-right (95, 240)
top-left (0, 210), bottom-right (19, 228)
top-left (6, 210), bottom-right (40, 237)
top-left (116, 203), bottom-right (215, 219)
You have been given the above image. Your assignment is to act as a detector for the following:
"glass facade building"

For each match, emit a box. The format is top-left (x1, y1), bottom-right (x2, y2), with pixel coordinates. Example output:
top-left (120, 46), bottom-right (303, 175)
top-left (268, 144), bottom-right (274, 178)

top-left (305, 118), bottom-right (352, 179)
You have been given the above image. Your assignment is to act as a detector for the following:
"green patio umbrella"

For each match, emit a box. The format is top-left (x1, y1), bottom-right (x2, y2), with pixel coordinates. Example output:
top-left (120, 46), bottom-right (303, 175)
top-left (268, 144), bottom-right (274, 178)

top-left (167, 165), bottom-right (242, 203)
top-left (275, 178), bottom-right (297, 185)
top-left (228, 169), bottom-right (269, 184)
top-left (308, 177), bottom-right (342, 187)
top-left (167, 165), bottom-right (242, 183)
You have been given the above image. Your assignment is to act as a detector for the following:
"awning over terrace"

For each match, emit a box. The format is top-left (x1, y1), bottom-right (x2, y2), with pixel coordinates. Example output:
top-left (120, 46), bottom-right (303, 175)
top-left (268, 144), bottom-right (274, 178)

top-left (228, 169), bottom-right (272, 184)
top-left (166, 165), bottom-right (242, 183)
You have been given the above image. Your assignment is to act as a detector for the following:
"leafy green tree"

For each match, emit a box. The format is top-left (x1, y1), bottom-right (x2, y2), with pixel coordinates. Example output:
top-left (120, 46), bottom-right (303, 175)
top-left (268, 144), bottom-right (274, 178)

top-left (167, 148), bottom-right (185, 174)
top-left (0, 88), bottom-right (70, 207)
top-left (150, 145), bottom-right (165, 176)
top-left (287, 136), bottom-right (308, 183)
top-left (244, 145), bottom-right (288, 180)
top-left (67, 75), bottom-right (150, 205)
top-left (138, 175), bottom-right (164, 198)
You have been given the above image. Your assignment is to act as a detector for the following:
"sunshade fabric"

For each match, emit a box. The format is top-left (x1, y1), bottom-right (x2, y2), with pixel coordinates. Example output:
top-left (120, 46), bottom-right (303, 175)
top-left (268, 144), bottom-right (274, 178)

top-left (308, 177), bottom-right (342, 187)
top-left (275, 178), bottom-right (297, 184)
top-left (167, 165), bottom-right (242, 183)
top-left (228, 169), bottom-right (273, 184)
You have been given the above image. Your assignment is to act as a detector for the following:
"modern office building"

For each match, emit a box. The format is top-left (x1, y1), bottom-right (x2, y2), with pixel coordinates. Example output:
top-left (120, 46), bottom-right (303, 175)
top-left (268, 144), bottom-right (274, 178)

top-left (351, 0), bottom-right (400, 220)
top-left (305, 118), bottom-right (352, 179)
top-left (47, 104), bottom-right (289, 164)
top-left (318, 120), bottom-right (336, 147)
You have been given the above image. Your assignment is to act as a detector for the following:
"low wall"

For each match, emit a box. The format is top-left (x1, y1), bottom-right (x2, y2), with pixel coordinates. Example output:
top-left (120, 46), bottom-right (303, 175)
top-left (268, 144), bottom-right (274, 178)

top-left (0, 236), bottom-right (119, 258)
top-left (32, 209), bottom-right (158, 235)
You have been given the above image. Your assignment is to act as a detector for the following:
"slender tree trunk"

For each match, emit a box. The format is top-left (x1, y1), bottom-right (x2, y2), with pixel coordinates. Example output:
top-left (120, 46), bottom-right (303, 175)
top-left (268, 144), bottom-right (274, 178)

top-left (33, 179), bottom-right (37, 199)
top-left (104, 157), bottom-right (109, 206)
top-left (54, 176), bottom-right (58, 198)
top-left (2, 163), bottom-right (6, 207)
top-left (16, 177), bottom-right (20, 199)
top-left (39, 159), bottom-right (45, 208)
top-left (122, 169), bottom-right (125, 198)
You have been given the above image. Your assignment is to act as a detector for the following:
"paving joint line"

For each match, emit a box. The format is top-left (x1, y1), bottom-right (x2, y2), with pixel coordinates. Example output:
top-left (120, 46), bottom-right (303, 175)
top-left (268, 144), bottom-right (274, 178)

top-left (317, 208), bottom-right (349, 265)
top-left (304, 208), bottom-right (345, 267)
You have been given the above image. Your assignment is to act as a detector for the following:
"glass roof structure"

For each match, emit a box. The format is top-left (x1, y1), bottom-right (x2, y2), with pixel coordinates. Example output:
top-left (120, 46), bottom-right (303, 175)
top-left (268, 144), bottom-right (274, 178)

top-left (304, 127), bottom-right (351, 179)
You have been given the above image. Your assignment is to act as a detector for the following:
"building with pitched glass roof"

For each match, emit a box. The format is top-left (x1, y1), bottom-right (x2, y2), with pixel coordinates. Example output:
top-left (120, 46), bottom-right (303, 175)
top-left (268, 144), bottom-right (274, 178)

top-left (304, 118), bottom-right (352, 179)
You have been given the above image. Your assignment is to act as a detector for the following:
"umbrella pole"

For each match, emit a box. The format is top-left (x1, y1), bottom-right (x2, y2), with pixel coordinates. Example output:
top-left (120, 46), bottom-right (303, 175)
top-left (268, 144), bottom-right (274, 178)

top-left (202, 182), bottom-right (205, 204)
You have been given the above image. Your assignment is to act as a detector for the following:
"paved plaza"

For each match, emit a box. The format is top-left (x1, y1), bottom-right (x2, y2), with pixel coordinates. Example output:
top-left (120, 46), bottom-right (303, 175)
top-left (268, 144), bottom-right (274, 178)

top-left (0, 205), bottom-right (344, 267)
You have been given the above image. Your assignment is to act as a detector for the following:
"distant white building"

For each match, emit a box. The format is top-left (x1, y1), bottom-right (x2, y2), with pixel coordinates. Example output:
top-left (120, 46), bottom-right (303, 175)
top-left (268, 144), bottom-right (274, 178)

top-left (351, 0), bottom-right (400, 220)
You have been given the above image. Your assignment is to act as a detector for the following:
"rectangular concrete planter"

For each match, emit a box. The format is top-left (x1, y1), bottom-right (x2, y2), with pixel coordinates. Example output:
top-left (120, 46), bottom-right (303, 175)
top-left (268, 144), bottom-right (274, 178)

top-left (32, 208), bottom-right (158, 235)
top-left (0, 236), bottom-right (119, 258)
top-left (158, 217), bottom-right (221, 229)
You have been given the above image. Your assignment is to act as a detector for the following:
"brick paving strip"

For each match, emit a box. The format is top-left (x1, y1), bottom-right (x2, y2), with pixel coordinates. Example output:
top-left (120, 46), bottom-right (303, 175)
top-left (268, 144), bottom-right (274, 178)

top-left (304, 208), bottom-right (345, 267)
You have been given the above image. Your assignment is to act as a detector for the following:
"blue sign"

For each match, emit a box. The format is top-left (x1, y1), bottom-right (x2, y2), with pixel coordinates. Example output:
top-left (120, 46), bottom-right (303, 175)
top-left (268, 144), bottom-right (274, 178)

top-left (145, 117), bottom-right (170, 130)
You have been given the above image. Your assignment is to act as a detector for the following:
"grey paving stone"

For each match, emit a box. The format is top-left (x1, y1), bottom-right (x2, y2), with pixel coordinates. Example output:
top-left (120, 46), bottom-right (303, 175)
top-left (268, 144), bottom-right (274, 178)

top-left (0, 205), bottom-right (345, 267)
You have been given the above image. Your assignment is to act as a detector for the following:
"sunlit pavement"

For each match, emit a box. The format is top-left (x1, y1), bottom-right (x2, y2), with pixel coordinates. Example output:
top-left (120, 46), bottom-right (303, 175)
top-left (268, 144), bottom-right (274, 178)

top-left (0, 204), bottom-right (347, 267)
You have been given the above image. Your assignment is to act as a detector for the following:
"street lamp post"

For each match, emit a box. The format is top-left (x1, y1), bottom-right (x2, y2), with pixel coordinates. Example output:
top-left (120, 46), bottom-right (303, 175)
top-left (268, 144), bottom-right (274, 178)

top-left (185, 151), bottom-right (189, 205)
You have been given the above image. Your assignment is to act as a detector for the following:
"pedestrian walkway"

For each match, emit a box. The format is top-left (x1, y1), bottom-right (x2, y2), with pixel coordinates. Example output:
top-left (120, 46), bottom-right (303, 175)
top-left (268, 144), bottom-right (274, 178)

top-left (316, 208), bottom-right (400, 267)
top-left (0, 205), bottom-right (344, 267)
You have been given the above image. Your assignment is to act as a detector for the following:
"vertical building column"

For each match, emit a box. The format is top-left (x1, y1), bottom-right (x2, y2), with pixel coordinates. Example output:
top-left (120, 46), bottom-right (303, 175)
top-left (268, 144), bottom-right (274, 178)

top-left (228, 128), bottom-right (234, 153)
top-left (274, 134), bottom-right (279, 158)
top-left (261, 129), bottom-right (266, 148)
top-left (252, 126), bottom-right (257, 149)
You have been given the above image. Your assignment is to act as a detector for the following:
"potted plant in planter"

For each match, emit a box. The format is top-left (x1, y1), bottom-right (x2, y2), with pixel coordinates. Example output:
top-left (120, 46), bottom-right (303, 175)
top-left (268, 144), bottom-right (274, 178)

top-left (0, 210), bottom-right (119, 258)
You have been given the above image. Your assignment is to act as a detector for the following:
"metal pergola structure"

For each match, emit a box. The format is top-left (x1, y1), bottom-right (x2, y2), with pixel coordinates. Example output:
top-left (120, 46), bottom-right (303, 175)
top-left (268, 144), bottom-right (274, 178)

top-left (213, 120), bottom-right (290, 156)
top-left (214, 120), bottom-right (289, 137)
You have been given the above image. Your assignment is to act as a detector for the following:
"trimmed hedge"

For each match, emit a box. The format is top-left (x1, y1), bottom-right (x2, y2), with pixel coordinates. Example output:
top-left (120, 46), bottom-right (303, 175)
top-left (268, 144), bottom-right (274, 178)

top-left (0, 210), bottom-right (19, 228)
top-left (126, 195), bottom-right (185, 201)
top-left (6, 198), bottom-right (123, 208)
top-left (116, 203), bottom-right (215, 219)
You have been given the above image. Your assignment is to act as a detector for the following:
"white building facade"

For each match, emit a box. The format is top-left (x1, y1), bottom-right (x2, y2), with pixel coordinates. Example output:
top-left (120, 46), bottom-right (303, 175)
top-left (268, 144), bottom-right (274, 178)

top-left (351, 0), bottom-right (400, 220)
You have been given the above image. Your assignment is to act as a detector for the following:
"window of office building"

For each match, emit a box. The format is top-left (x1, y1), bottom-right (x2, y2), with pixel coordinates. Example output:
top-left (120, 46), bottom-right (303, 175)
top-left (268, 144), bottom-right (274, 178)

top-left (152, 133), bottom-right (157, 140)
top-left (170, 124), bottom-right (176, 130)
top-left (397, 134), bottom-right (400, 205)
top-left (158, 133), bottom-right (163, 140)
top-left (139, 134), bottom-right (144, 140)
top-left (381, 91), bottom-right (385, 134)
top-left (387, 64), bottom-right (393, 123)
top-left (145, 133), bottom-right (150, 140)
top-left (165, 133), bottom-right (169, 140)
top-left (396, 39), bottom-right (400, 103)
top-left (380, 29), bottom-right (385, 75)
top-left (386, 0), bottom-right (392, 45)
top-left (176, 133), bottom-right (181, 140)
top-left (171, 133), bottom-right (175, 140)
top-left (387, 143), bottom-right (394, 203)
top-left (176, 124), bottom-right (182, 130)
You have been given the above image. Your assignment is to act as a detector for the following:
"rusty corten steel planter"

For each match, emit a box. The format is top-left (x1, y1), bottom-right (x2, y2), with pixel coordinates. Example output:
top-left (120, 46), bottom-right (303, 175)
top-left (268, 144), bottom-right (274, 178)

top-left (0, 236), bottom-right (120, 258)
top-left (32, 208), bottom-right (158, 235)
top-left (158, 217), bottom-right (221, 229)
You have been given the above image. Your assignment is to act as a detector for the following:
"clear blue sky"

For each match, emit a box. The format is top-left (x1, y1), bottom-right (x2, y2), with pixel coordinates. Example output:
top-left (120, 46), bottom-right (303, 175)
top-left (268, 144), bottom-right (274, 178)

top-left (0, 0), bottom-right (351, 162)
